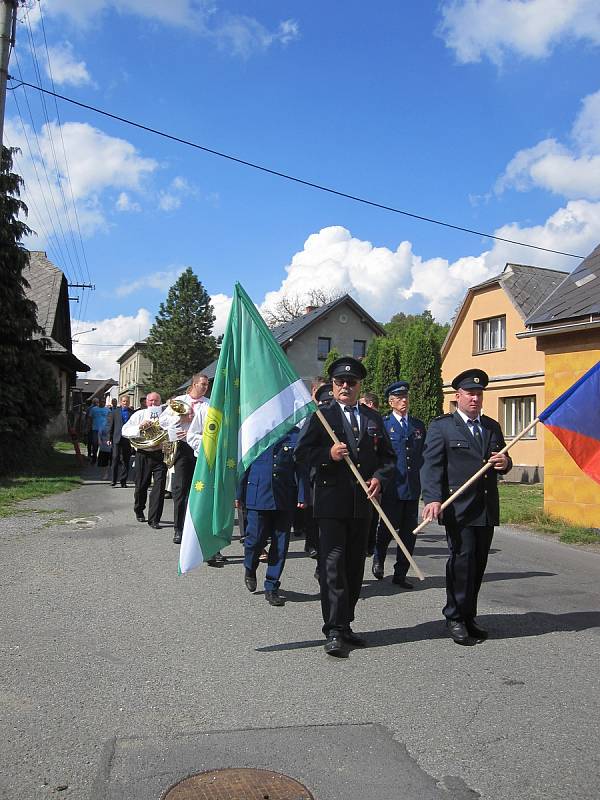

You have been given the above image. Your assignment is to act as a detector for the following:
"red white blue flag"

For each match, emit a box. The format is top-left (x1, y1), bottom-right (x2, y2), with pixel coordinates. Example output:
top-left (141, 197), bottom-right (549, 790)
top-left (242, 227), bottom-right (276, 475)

top-left (539, 361), bottom-right (600, 485)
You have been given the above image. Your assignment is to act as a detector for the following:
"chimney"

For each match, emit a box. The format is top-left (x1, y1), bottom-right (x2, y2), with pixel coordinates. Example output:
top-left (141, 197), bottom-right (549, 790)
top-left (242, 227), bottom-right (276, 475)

top-left (305, 305), bottom-right (317, 314)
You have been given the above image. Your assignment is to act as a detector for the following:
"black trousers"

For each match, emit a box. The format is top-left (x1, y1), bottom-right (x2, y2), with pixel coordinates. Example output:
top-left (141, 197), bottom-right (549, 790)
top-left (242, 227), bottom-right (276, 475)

top-left (443, 524), bottom-right (494, 621)
top-left (374, 498), bottom-right (419, 578)
top-left (304, 506), bottom-right (320, 553)
top-left (111, 438), bottom-right (132, 486)
top-left (134, 450), bottom-right (167, 525)
top-left (172, 442), bottom-right (196, 534)
top-left (317, 515), bottom-right (370, 637)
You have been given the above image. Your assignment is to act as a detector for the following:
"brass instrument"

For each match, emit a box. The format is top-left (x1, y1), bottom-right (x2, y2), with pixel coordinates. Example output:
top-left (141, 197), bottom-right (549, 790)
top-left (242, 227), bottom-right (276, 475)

top-left (129, 399), bottom-right (192, 467)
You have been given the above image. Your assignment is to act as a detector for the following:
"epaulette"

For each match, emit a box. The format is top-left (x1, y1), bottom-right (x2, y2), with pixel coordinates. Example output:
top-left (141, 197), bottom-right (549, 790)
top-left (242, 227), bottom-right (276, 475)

top-left (433, 413), bottom-right (453, 420)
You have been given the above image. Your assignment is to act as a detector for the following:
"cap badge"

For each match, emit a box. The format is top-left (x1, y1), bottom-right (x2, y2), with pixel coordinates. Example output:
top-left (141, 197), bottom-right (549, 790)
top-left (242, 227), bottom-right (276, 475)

top-left (474, 377), bottom-right (480, 383)
top-left (345, 365), bottom-right (350, 371)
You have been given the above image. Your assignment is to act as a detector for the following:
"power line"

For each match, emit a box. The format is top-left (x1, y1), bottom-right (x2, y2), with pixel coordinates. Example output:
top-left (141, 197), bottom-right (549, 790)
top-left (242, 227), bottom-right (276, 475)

top-left (6, 77), bottom-right (586, 261)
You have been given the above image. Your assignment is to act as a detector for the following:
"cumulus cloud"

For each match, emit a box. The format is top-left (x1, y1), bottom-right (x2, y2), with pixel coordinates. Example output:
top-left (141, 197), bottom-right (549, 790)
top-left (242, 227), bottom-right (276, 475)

top-left (438, 0), bottom-right (600, 65)
top-left (210, 292), bottom-right (233, 336)
top-left (116, 192), bottom-right (141, 212)
top-left (4, 117), bottom-right (157, 242)
top-left (115, 268), bottom-right (186, 297)
top-left (45, 42), bottom-right (93, 86)
top-left (157, 176), bottom-right (197, 212)
top-left (39, 0), bottom-right (299, 57)
top-left (73, 308), bottom-right (152, 379)
top-left (496, 90), bottom-right (600, 199)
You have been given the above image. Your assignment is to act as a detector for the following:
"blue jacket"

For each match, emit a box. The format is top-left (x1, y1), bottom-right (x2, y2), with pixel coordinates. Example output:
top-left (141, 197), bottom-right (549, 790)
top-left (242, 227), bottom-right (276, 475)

top-left (238, 429), bottom-right (308, 511)
top-left (382, 413), bottom-right (426, 502)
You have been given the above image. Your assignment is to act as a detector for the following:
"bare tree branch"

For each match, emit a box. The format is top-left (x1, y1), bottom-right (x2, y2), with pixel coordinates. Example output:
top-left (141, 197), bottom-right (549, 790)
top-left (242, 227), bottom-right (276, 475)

top-left (263, 289), bottom-right (344, 327)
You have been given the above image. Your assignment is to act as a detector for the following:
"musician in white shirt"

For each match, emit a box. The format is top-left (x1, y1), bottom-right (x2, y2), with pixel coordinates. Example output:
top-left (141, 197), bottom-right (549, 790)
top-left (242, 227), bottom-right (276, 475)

top-left (159, 373), bottom-right (209, 544)
top-left (122, 391), bottom-right (167, 529)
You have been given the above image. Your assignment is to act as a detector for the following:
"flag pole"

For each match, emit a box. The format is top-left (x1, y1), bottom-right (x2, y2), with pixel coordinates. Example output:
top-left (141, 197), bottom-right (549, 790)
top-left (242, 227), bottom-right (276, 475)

top-left (413, 416), bottom-right (540, 535)
top-left (315, 408), bottom-right (425, 581)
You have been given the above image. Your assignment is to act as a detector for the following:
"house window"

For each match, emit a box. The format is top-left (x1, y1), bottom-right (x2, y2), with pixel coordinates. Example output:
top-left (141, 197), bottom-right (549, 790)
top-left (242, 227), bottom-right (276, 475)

top-left (317, 337), bottom-right (331, 361)
top-left (503, 396), bottom-right (536, 438)
top-left (353, 339), bottom-right (367, 359)
top-left (475, 315), bottom-right (506, 353)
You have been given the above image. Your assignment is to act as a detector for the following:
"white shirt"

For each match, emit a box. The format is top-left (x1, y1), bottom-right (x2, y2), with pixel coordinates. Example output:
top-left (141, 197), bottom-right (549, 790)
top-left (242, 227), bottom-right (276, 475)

top-left (392, 411), bottom-right (409, 427)
top-left (456, 408), bottom-right (482, 436)
top-left (186, 400), bottom-right (210, 457)
top-left (159, 394), bottom-right (208, 442)
top-left (121, 405), bottom-right (164, 439)
top-left (337, 401), bottom-right (361, 433)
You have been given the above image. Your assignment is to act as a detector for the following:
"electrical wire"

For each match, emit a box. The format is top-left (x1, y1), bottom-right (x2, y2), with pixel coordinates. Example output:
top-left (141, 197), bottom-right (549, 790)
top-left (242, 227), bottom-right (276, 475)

top-left (6, 76), bottom-right (586, 261)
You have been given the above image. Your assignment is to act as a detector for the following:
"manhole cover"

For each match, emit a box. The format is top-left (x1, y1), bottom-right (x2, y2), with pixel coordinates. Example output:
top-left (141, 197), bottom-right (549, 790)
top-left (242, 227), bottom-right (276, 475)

top-left (161, 768), bottom-right (314, 799)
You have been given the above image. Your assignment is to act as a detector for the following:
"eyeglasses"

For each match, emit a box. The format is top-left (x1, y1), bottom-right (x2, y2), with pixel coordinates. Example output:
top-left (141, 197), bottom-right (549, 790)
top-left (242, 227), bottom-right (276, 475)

top-left (333, 377), bottom-right (358, 387)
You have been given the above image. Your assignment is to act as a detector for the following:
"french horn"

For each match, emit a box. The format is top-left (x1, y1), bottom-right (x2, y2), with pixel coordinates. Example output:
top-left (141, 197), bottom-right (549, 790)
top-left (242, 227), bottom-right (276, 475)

top-left (129, 399), bottom-right (192, 468)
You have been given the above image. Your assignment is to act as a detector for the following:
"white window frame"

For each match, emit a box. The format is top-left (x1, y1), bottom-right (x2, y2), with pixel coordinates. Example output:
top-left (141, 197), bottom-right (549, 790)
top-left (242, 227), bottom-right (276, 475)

top-left (475, 315), bottom-right (506, 353)
top-left (503, 395), bottom-right (536, 438)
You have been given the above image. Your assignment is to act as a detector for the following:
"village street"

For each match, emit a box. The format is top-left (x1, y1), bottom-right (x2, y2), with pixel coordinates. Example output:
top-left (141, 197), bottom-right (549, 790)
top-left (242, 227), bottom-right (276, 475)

top-left (0, 472), bottom-right (599, 800)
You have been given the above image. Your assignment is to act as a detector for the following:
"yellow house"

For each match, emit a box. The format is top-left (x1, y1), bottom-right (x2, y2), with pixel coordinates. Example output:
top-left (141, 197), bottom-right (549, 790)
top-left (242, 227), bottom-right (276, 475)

top-left (518, 243), bottom-right (600, 528)
top-left (441, 263), bottom-right (567, 482)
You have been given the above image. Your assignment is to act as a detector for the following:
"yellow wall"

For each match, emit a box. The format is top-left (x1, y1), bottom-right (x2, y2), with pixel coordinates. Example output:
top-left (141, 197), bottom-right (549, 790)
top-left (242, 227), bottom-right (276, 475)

top-left (442, 284), bottom-right (545, 472)
top-left (541, 332), bottom-right (600, 527)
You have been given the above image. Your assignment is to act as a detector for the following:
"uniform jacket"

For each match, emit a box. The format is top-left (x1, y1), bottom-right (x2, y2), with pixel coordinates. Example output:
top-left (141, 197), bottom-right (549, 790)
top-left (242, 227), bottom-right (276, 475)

top-left (382, 413), bottom-right (426, 502)
top-left (238, 429), bottom-right (308, 511)
top-left (420, 412), bottom-right (512, 527)
top-left (294, 401), bottom-right (396, 519)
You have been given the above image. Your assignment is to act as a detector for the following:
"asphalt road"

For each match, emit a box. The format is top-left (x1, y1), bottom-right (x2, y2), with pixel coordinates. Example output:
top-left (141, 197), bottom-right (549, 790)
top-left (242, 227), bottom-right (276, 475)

top-left (0, 467), bottom-right (599, 800)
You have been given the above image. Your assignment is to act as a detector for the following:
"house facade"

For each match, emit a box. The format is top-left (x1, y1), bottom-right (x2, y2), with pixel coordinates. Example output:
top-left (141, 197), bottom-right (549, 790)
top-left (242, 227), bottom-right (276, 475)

top-left (441, 264), bottom-right (567, 482)
top-left (519, 244), bottom-right (600, 528)
top-left (116, 341), bottom-right (153, 408)
top-left (24, 251), bottom-right (90, 437)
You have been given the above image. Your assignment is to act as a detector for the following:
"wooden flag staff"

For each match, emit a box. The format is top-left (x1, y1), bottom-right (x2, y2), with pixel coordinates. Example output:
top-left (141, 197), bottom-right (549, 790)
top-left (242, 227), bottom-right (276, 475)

top-left (412, 416), bottom-right (540, 536)
top-left (315, 408), bottom-right (425, 582)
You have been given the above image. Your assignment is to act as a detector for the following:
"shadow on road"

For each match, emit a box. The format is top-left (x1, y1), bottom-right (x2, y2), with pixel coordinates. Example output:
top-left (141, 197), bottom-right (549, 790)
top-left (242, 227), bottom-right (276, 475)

top-left (361, 570), bottom-right (556, 597)
top-left (255, 610), bottom-right (600, 652)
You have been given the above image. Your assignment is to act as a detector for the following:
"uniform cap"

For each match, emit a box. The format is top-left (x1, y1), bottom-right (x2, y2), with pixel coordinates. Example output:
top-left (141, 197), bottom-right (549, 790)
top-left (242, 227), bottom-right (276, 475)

top-left (385, 380), bottom-right (410, 396)
top-left (314, 383), bottom-right (334, 403)
top-left (451, 368), bottom-right (489, 391)
top-left (328, 356), bottom-right (367, 381)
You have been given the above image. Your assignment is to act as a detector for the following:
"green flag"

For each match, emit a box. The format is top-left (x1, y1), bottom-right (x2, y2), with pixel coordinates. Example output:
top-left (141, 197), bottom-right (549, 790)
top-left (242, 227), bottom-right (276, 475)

top-left (179, 283), bottom-right (316, 573)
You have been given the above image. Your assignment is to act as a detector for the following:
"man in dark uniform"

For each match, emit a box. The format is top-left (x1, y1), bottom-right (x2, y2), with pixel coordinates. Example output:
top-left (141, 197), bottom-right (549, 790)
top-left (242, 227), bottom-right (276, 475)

top-left (238, 428), bottom-right (308, 606)
top-left (303, 382), bottom-right (334, 562)
top-left (373, 381), bottom-right (426, 588)
top-left (107, 395), bottom-right (134, 488)
top-left (295, 357), bottom-right (395, 657)
top-left (420, 369), bottom-right (512, 645)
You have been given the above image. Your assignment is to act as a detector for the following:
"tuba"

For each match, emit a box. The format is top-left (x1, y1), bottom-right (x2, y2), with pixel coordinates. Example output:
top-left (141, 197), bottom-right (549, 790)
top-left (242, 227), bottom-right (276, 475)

top-left (161, 398), bottom-right (193, 468)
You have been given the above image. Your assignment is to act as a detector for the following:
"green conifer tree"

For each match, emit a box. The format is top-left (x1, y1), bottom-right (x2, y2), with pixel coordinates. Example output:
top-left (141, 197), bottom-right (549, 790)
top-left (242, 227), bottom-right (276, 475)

top-left (373, 336), bottom-right (402, 405)
top-left (322, 346), bottom-right (341, 377)
top-left (402, 320), bottom-right (443, 426)
top-left (144, 268), bottom-right (218, 399)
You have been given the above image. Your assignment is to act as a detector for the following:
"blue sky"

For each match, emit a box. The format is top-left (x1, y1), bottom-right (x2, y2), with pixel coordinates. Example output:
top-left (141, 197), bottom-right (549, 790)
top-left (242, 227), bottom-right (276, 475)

top-left (6, 1), bottom-right (600, 377)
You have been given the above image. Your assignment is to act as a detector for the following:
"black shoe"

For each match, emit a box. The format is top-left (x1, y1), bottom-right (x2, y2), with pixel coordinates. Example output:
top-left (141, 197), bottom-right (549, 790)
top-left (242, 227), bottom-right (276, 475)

top-left (148, 522), bottom-right (161, 530)
top-left (265, 591), bottom-right (285, 606)
top-left (465, 620), bottom-right (488, 640)
top-left (445, 619), bottom-right (473, 645)
top-left (391, 576), bottom-right (413, 589)
top-left (214, 552), bottom-right (228, 564)
top-left (164, 491), bottom-right (172, 499)
top-left (342, 629), bottom-right (367, 648)
top-left (244, 570), bottom-right (257, 592)
top-left (120, 483), bottom-right (127, 488)
top-left (111, 483), bottom-right (118, 488)
top-left (136, 514), bottom-right (146, 523)
top-left (324, 635), bottom-right (349, 658)
top-left (173, 531), bottom-right (182, 544)
top-left (308, 548), bottom-right (318, 559)
top-left (206, 557), bottom-right (224, 568)
top-left (372, 561), bottom-right (384, 580)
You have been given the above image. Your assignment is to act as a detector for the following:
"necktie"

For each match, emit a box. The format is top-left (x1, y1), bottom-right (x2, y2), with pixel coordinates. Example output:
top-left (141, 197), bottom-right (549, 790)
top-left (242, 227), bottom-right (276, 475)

top-left (468, 419), bottom-right (482, 452)
top-left (400, 417), bottom-right (408, 435)
top-left (344, 405), bottom-right (360, 441)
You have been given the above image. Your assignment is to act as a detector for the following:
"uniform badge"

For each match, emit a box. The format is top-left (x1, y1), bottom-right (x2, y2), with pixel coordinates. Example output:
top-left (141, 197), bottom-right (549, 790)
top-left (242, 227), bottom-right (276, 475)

top-left (474, 376), bottom-right (480, 383)
top-left (345, 365), bottom-right (351, 371)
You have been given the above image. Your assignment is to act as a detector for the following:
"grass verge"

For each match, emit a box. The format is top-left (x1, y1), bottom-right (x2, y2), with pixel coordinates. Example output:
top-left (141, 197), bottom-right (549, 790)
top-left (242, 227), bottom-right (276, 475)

top-left (0, 443), bottom-right (82, 518)
top-left (499, 483), bottom-right (600, 545)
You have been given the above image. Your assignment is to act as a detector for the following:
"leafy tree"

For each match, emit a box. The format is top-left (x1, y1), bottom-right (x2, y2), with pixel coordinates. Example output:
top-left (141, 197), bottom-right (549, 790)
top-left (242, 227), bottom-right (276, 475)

top-left (384, 309), bottom-right (449, 349)
top-left (144, 268), bottom-right (218, 399)
top-left (0, 146), bottom-right (61, 474)
top-left (263, 289), bottom-right (343, 327)
top-left (322, 346), bottom-right (341, 377)
top-left (402, 320), bottom-right (443, 426)
top-left (361, 336), bottom-right (383, 395)
top-left (372, 337), bottom-right (402, 405)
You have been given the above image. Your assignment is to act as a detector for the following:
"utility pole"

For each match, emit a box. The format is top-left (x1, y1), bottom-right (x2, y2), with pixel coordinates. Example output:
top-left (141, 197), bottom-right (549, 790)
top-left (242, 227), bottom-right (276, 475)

top-left (0, 0), bottom-right (17, 146)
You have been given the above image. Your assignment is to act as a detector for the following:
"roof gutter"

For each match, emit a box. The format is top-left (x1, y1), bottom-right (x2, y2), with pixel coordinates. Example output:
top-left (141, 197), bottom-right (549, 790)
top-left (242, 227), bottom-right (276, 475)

top-left (516, 315), bottom-right (600, 339)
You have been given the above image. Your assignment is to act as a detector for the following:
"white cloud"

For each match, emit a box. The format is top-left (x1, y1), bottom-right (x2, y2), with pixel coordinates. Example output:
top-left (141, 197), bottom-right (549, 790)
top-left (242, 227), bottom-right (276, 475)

top-left (116, 192), bottom-right (141, 212)
top-left (39, 1), bottom-right (299, 57)
top-left (115, 268), bottom-right (186, 297)
top-left (496, 90), bottom-right (600, 199)
top-left (438, 0), bottom-right (600, 65)
top-left (4, 117), bottom-right (157, 242)
top-left (157, 175), bottom-right (196, 212)
top-left (45, 42), bottom-right (93, 86)
top-left (158, 193), bottom-right (182, 212)
top-left (73, 308), bottom-right (152, 379)
top-left (210, 293), bottom-right (233, 336)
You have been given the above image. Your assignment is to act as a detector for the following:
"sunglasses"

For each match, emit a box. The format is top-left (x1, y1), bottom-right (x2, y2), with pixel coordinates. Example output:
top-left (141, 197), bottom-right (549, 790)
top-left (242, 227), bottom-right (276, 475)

top-left (333, 377), bottom-right (358, 387)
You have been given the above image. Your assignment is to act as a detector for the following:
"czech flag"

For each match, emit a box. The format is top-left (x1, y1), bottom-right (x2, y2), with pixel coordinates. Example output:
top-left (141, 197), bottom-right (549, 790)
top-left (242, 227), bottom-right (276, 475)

top-left (539, 361), bottom-right (600, 485)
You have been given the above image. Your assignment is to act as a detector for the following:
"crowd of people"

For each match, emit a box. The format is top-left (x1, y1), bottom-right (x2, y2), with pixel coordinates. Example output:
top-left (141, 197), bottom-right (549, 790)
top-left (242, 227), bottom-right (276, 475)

top-left (83, 357), bottom-right (511, 659)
